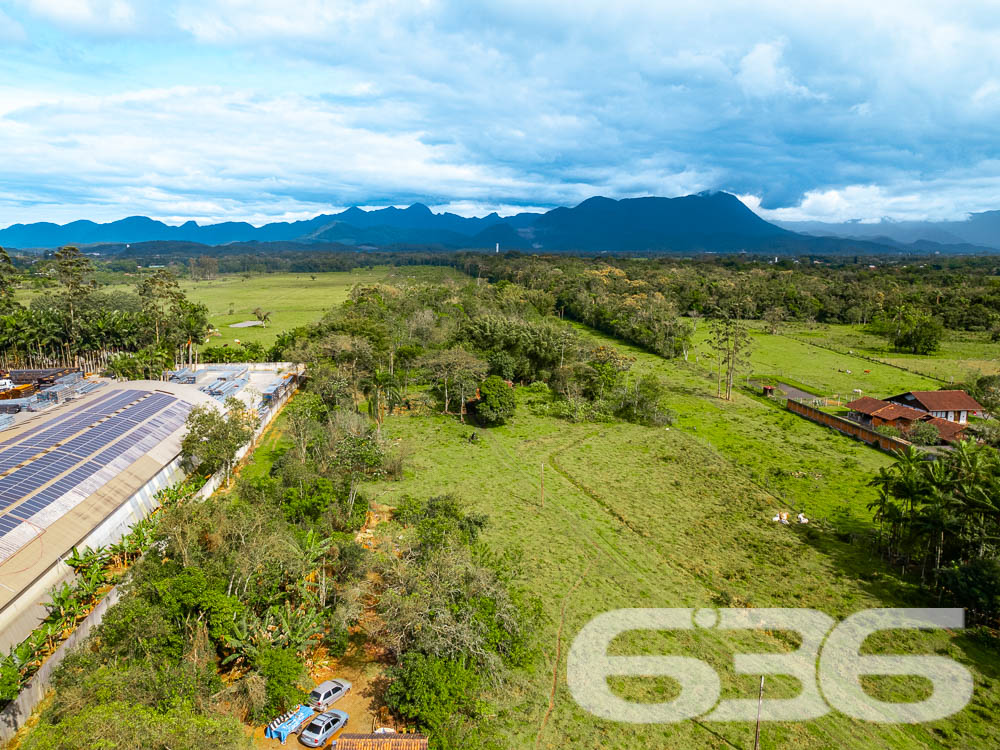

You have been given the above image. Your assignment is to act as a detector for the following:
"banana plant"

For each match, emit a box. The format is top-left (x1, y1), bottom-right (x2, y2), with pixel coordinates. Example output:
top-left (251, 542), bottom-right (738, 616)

top-left (45, 582), bottom-right (80, 625)
top-left (222, 611), bottom-right (268, 666)
top-left (271, 600), bottom-right (323, 655)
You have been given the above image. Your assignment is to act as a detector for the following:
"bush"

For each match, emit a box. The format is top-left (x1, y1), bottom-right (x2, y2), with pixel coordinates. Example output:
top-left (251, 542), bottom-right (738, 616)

top-left (940, 558), bottom-right (1000, 626)
top-left (905, 420), bottom-right (941, 446)
top-left (474, 375), bottom-right (516, 426)
top-left (384, 653), bottom-right (481, 731)
top-left (253, 645), bottom-right (307, 720)
top-left (874, 424), bottom-right (902, 439)
top-left (21, 701), bottom-right (250, 750)
top-left (0, 659), bottom-right (19, 702)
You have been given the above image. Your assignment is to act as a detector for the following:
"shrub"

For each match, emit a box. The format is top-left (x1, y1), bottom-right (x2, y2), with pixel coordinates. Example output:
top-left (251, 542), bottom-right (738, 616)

top-left (474, 375), bottom-right (516, 426)
top-left (384, 653), bottom-right (481, 731)
top-left (20, 701), bottom-right (250, 750)
top-left (905, 420), bottom-right (941, 446)
top-left (253, 645), bottom-right (307, 720)
top-left (874, 424), bottom-right (902, 439)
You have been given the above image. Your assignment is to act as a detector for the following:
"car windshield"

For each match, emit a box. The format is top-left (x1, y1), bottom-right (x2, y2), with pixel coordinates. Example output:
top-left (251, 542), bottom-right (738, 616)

top-left (308, 690), bottom-right (321, 701)
top-left (305, 722), bottom-right (323, 733)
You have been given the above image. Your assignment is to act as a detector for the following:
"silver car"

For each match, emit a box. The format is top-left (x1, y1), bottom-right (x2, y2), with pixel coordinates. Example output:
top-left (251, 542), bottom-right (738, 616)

top-left (307, 679), bottom-right (352, 711)
top-left (298, 709), bottom-right (348, 747)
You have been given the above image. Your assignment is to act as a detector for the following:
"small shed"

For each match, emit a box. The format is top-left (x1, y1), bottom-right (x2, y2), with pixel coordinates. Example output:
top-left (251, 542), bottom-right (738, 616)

top-left (335, 733), bottom-right (430, 750)
top-left (761, 384), bottom-right (776, 398)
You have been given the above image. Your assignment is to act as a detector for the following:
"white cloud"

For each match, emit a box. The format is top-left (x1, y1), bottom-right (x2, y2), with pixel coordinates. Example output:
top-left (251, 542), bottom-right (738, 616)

top-left (4, 1), bottom-right (1000, 223)
top-left (736, 41), bottom-right (823, 99)
top-left (0, 9), bottom-right (27, 41)
top-left (21, 0), bottom-right (137, 32)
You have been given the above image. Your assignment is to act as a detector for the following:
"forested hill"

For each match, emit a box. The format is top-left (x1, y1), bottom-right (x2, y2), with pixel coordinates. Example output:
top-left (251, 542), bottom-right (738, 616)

top-left (0, 192), bottom-right (964, 255)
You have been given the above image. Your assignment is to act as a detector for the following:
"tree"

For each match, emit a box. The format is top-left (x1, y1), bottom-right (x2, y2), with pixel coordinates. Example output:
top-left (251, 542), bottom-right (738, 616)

top-left (0, 246), bottom-right (19, 310)
top-left (384, 653), bottom-right (481, 733)
top-left (894, 313), bottom-right (944, 355)
top-left (905, 420), bottom-right (941, 446)
top-left (708, 297), bottom-right (752, 401)
top-left (180, 397), bottom-right (258, 483)
top-left (419, 348), bottom-right (487, 415)
top-left (763, 306), bottom-right (787, 334)
top-left (474, 375), bottom-right (515, 425)
top-left (253, 307), bottom-right (272, 327)
top-left (335, 428), bottom-right (385, 519)
top-left (53, 245), bottom-right (93, 354)
top-left (137, 269), bottom-right (183, 346)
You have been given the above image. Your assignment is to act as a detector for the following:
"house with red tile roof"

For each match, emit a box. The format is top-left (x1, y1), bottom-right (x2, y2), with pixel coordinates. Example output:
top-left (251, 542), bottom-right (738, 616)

top-left (886, 391), bottom-right (982, 424)
top-left (846, 397), bottom-right (927, 431)
top-left (846, 395), bottom-right (970, 445)
top-left (335, 733), bottom-right (429, 750)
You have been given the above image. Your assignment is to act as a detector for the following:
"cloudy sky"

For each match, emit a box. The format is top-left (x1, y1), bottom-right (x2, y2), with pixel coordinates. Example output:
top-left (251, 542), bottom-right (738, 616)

top-left (2, 1), bottom-right (1000, 226)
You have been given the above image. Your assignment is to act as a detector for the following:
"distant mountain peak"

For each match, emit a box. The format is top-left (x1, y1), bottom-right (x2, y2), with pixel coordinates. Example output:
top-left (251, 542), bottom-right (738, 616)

top-left (0, 190), bottom-right (942, 254)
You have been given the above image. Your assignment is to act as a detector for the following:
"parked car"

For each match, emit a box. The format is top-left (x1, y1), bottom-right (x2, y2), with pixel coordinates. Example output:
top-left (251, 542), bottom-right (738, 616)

top-left (307, 678), bottom-right (352, 711)
top-left (298, 709), bottom-right (348, 747)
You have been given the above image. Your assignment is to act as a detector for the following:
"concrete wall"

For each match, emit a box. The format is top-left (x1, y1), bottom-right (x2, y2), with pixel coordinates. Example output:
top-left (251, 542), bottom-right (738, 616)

top-left (786, 399), bottom-right (911, 454)
top-left (0, 587), bottom-right (120, 745)
top-left (0, 458), bottom-right (185, 656)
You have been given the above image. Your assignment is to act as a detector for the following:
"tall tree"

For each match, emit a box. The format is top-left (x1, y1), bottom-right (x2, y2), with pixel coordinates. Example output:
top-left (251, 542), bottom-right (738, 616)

top-left (137, 269), bottom-right (182, 346)
top-left (0, 246), bottom-right (19, 310)
top-left (53, 245), bottom-right (93, 355)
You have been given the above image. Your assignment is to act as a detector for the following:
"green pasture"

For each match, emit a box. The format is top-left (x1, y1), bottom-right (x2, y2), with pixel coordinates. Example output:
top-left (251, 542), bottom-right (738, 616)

top-left (364, 391), bottom-right (998, 749)
top-left (782, 323), bottom-right (1000, 383)
top-left (688, 322), bottom-right (941, 397)
top-left (234, 315), bottom-right (1000, 749)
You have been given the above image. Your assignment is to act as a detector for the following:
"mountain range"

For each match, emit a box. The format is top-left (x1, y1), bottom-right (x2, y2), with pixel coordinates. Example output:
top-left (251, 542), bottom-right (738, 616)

top-left (1, 192), bottom-right (997, 254)
top-left (775, 212), bottom-right (1000, 250)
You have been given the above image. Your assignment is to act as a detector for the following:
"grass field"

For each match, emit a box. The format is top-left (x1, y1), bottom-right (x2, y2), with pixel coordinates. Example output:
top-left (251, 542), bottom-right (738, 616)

top-left (180, 267), bottom-right (465, 349)
top-left (361, 390), bottom-right (999, 748)
top-left (17, 266), bottom-right (466, 350)
top-left (779, 323), bottom-right (1000, 384)
top-left (688, 322), bottom-right (942, 397)
top-left (236, 315), bottom-right (1000, 749)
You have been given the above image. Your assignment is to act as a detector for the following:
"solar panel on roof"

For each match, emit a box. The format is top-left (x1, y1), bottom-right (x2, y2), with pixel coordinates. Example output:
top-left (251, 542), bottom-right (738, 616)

top-left (0, 387), bottom-right (201, 563)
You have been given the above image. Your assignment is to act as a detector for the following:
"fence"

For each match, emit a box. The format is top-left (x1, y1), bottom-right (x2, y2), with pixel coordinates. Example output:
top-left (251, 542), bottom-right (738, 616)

top-left (785, 399), bottom-right (912, 454)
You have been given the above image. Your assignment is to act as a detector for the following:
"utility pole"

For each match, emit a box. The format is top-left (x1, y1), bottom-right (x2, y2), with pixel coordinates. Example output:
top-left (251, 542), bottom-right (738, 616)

top-left (753, 676), bottom-right (764, 750)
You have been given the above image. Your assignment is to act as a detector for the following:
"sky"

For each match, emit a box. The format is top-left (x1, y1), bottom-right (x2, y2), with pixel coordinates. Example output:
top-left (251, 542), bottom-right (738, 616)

top-left (2, 1), bottom-right (1000, 227)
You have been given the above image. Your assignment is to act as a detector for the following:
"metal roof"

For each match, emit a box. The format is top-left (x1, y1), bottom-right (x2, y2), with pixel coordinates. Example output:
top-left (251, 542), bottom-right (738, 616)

top-left (0, 382), bottom-right (218, 615)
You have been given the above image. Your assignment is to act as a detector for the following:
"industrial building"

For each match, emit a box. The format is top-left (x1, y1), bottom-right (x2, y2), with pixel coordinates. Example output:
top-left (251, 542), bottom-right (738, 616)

top-left (0, 364), bottom-right (300, 654)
